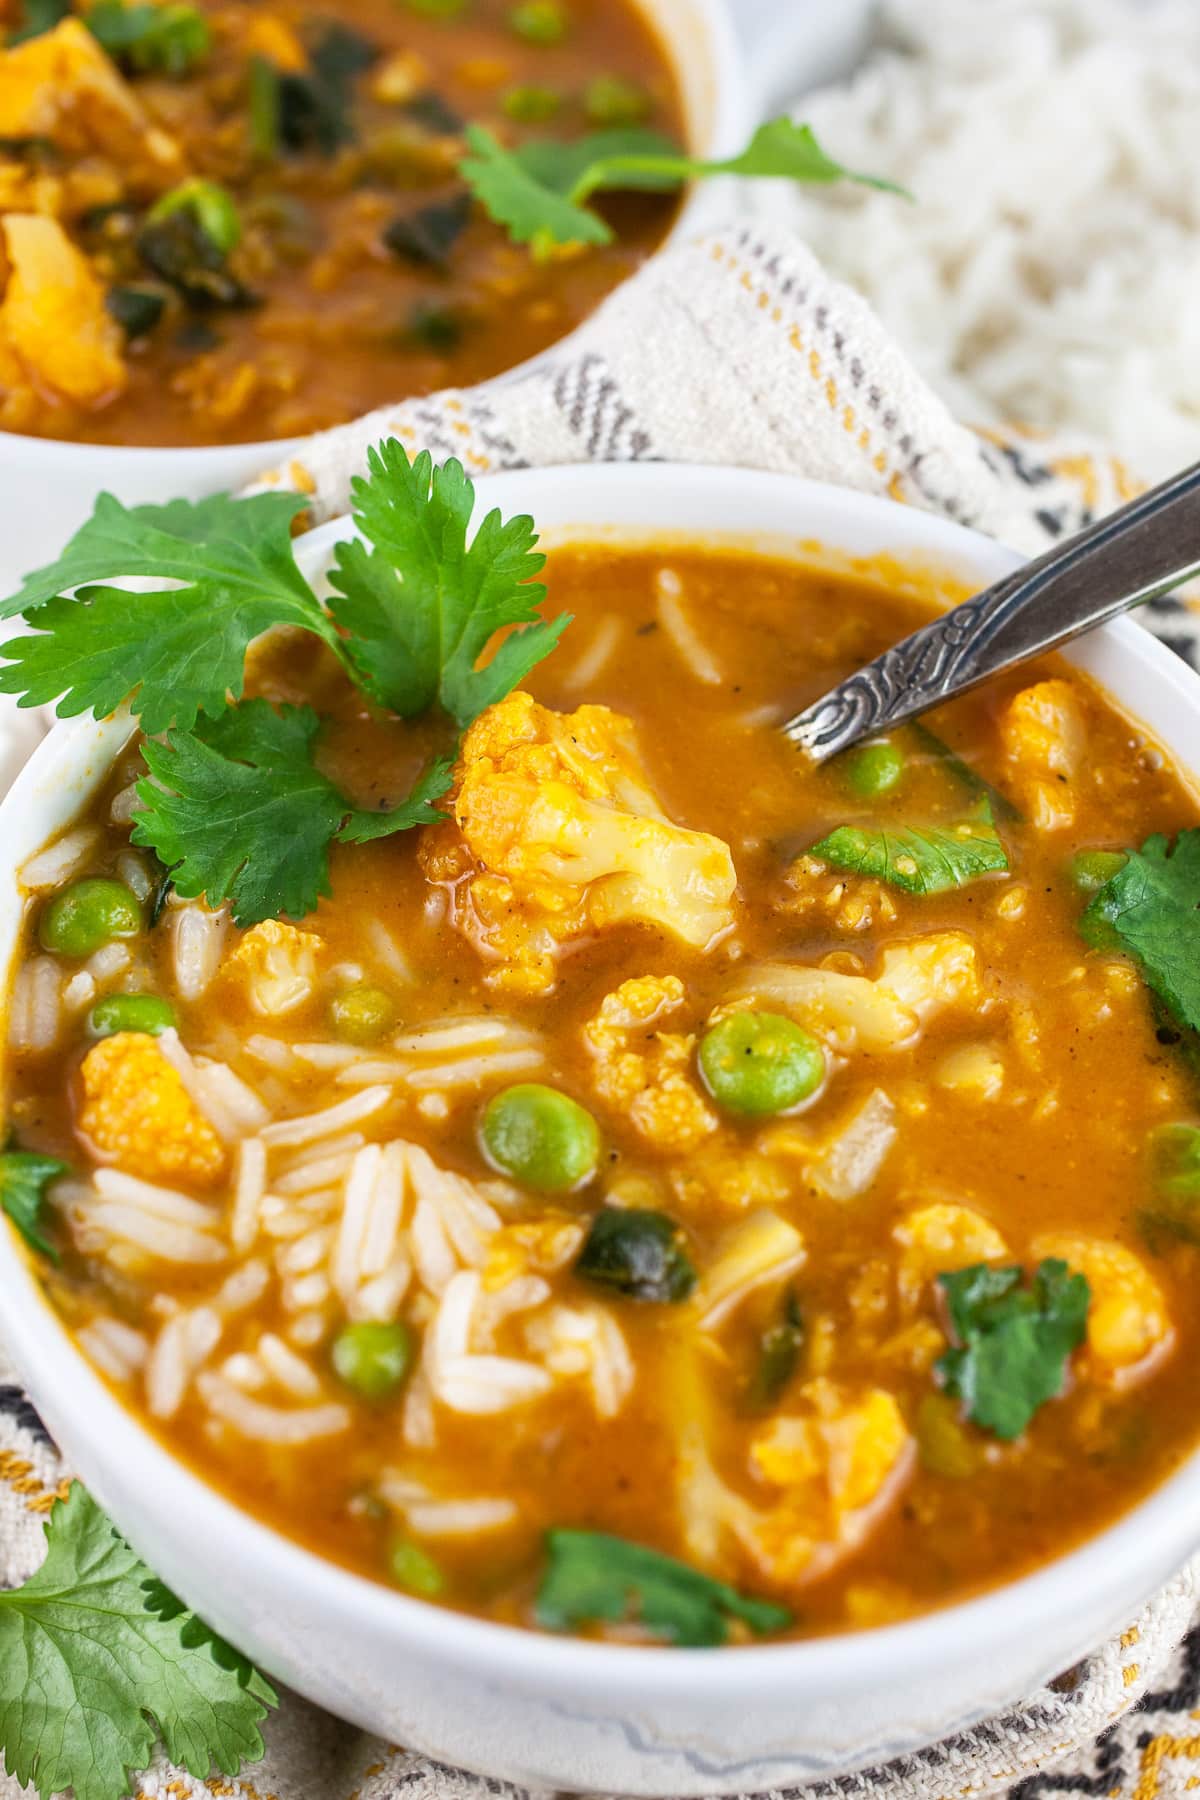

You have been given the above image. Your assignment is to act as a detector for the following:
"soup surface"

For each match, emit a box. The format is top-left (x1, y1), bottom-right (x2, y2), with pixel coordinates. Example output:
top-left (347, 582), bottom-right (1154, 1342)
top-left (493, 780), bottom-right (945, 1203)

top-left (7, 536), bottom-right (1200, 1644)
top-left (0, 0), bottom-right (679, 445)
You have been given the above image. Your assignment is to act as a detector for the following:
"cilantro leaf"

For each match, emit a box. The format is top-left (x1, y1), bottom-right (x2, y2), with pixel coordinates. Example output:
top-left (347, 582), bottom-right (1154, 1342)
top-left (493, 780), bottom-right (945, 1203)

top-left (1080, 830), bottom-right (1200, 1034)
top-left (327, 440), bottom-right (569, 728)
top-left (461, 115), bottom-right (904, 250)
top-left (0, 491), bottom-right (337, 733)
top-left (0, 1150), bottom-right (65, 1261)
top-left (86, 0), bottom-right (210, 75)
top-left (936, 1259), bottom-right (1090, 1440)
top-left (535, 1530), bottom-right (791, 1647)
top-left (809, 819), bottom-right (1008, 894)
top-left (0, 1484), bottom-right (276, 1800)
top-left (1140, 1122), bottom-right (1200, 1250)
top-left (132, 699), bottom-right (451, 925)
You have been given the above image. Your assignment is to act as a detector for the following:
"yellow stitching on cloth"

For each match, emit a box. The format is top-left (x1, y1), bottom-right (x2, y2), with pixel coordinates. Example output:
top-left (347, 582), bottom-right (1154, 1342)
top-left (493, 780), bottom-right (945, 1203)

top-left (1125, 1663), bottom-right (1141, 1686)
top-left (1135, 1733), bottom-right (1200, 1799)
top-left (710, 239), bottom-right (900, 489)
top-left (0, 1448), bottom-right (70, 1512)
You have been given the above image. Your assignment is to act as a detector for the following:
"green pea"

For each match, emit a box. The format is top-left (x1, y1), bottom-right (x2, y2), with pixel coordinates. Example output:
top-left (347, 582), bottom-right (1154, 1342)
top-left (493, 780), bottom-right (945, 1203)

top-left (1069, 848), bottom-right (1128, 894)
top-left (480, 1083), bottom-right (600, 1193)
top-left (501, 82), bottom-right (562, 122)
top-left (330, 984), bottom-right (397, 1045)
top-left (698, 1011), bottom-right (825, 1118)
top-left (148, 177), bottom-right (241, 255)
top-left (845, 738), bottom-right (905, 799)
top-left (331, 1321), bottom-right (413, 1401)
top-left (39, 879), bottom-right (143, 959)
top-left (389, 1536), bottom-right (444, 1596)
top-left (508, 0), bottom-right (567, 44)
top-left (583, 74), bottom-right (651, 126)
top-left (87, 993), bottom-right (176, 1039)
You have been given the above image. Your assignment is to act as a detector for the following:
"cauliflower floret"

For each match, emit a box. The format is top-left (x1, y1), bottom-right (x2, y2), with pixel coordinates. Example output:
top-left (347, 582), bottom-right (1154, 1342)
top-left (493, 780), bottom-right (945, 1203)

top-left (0, 20), bottom-right (181, 183)
top-left (740, 1380), bottom-right (914, 1587)
top-left (584, 974), bottom-right (717, 1152)
top-left (733, 932), bottom-right (979, 1056)
top-left (1032, 1232), bottom-right (1174, 1386)
top-left (783, 854), bottom-right (900, 934)
top-left (1, 214), bottom-right (125, 406)
top-left (894, 1202), bottom-right (1009, 1311)
top-left (224, 920), bottom-right (322, 1017)
top-left (78, 1032), bottom-right (226, 1189)
top-left (1000, 679), bottom-right (1086, 831)
top-left (420, 693), bottom-right (737, 995)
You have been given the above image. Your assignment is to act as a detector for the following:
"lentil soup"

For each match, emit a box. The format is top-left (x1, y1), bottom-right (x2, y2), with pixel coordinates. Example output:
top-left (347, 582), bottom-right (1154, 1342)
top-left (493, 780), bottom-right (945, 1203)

top-left (7, 518), bottom-right (1200, 1646)
top-left (0, 0), bottom-right (681, 445)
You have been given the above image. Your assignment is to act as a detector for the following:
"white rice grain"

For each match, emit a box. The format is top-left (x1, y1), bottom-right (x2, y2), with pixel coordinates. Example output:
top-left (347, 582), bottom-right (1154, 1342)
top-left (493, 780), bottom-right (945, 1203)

top-left (230, 1138), bottom-right (267, 1255)
top-left (655, 569), bottom-right (722, 686)
top-left (360, 1142), bottom-right (407, 1276)
top-left (93, 1167), bottom-right (220, 1227)
top-left (366, 918), bottom-right (414, 984)
top-left (85, 943), bottom-right (132, 983)
top-left (20, 827), bottom-right (99, 893)
top-left (290, 1042), bottom-right (361, 1069)
top-left (63, 971), bottom-right (97, 1014)
top-left (260, 1085), bottom-right (391, 1148)
top-left (197, 1373), bottom-right (349, 1442)
top-left (560, 616), bottom-right (622, 692)
top-left (88, 1204), bottom-right (226, 1264)
top-left (351, 1256), bottom-right (411, 1323)
top-left (407, 1497), bottom-right (519, 1535)
top-left (8, 956), bottom-right (62, 1052)
top-left (170, 904), bottom-right (227, 1001)
top-left (400, 1048), bottom-right (543, 1091)
top-left (78, 1317), bottom-right (146, 1381)
top-left (195, 1062), bottom-right (270, 1135)
top-left (332, 1143), bottom-right (382, 1303)
top-left (286, 1312), bottom-right (328, 1349)
top-left (244, 1035), bottom-right (298, 1071)
top-left (257, 1331), bottom-right (322, 1399)
top-left (282, 1270), bottom-right (332, 1311)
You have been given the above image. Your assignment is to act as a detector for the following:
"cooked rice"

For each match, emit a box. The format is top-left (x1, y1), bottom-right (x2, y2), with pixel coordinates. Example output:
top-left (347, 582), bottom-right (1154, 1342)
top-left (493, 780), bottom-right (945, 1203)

top-left (115, 849), bottom-right (154, 898)
top-left (62, 970), bottom-right (97, 1013)
top-left (257, 1330), bottom-right (323, 1399)
top-left (365, 918), bottom-right (414, 984)
top-left (78, 1317), bottom-right (147, 1381)
top-left (8, 956), bottom-right (62, 1052)
top-left (169, 903), bottom-right (227, 1001)
top-left (19, 826), bottom-right (100, 893)
top-left (230, 1138), bottom-right (267, 1254)
top-left (243, 1035), bottom-right (298, 1071)
top-left (85, 943), bottom-right (132, 982)
top-left (93, 1166), bottom-right (222, 1226)
top-left (197, 1372), bottom-right (350, 1442)
top-left (655, 568), bottom-right (722, 686)
top-left (109, 782), bottom-right (141, 826)
top-left (809, 1089), bottom-right (898, 1201)
top-left (561, 615), bottom-right (623, 691)
top-left (259, 1084), bottom-right (392, 1148)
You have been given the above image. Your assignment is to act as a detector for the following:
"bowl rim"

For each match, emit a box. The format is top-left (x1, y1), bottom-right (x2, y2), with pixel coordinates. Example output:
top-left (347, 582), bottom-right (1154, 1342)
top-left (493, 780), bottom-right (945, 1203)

top-left (0, 0), bottom-right (748, 468)
top-left (4, 460), bottom-right (1200, 1704)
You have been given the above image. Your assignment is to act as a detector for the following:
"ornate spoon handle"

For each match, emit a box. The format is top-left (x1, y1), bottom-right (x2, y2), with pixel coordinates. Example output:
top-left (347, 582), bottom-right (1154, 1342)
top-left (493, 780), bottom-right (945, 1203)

top-left (782, 459), bottom-right (1200, 762)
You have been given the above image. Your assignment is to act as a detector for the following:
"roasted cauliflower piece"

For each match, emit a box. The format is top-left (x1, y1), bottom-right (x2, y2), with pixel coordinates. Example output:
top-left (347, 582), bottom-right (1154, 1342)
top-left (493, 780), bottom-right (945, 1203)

top-left (78, 1032), bottom-right (226, 1189)
top-left (1, 214), bottom-right (125, 406)
top-left (420, 693), bottom-right (737, 995)
top-left (740, 1381), bottom-right (914, 1587)
top-left (1032, 1232), bottom-right (1174, 1385)
top-left (224, 920), bottom-right (322, 1017)
top-left (584, 974), bottom-right (717, 1152)
top-left (894, 1202), bottom-right (1008, 1311)
top-left (1000, 679), bottom-right (1086, 831)
top-left (734, 932), bottom-right (980, 1056)
top-left (0, 20), bottom-right (181, 183)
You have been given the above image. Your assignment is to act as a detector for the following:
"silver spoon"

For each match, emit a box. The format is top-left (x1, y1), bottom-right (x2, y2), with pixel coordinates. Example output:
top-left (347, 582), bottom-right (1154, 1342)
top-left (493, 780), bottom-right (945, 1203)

top-left (783, 458), bottom-right (1200, 761)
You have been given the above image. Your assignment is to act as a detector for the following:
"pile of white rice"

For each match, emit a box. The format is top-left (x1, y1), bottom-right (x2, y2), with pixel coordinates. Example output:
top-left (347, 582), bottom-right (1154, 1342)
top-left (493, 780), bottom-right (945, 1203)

top-left (755, 0), bottom-right (1200, 479)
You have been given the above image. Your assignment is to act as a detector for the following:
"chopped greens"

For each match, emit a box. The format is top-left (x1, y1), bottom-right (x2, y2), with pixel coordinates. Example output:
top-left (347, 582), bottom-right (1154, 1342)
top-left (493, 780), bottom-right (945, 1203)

top-left (746, 1289), bottom-right (803, 1409)
top-left (85, 1), bottom-right (210, 75)
top-left (133, 701), bottom-right (452, 926)
top-left (460, 115), bottom-right (904, 251)
top-left (809, 819), bottom-right (1008, 895)
top-left (1079, 829), bottom-right (1200, 1035)
top-left (536, 1529), bottom-right (791, 1647)
top-left (382, 192), bottom-right (472, 267)
top-left (1140, 1122), bottom-right (1200, 1250)
top-left (0, 443), bottom-right (567, 925)
top-left (0, 1485), bottom-right (275, 1800)
top-left (0, 1149), bottom-right (65, 1260)
top-left (909, 723), bottom-right (1021, 823)
top-left (575, 1207), bottom-right (696, 1303)
top-left (937, 1259), bottom-right (1090, 1441)
top-left (327, 440), bottom-right (567, 729)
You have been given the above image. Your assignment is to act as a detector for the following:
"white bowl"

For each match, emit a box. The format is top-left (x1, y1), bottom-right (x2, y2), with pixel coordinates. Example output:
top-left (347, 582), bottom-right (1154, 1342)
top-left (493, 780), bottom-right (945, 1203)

top-left (0, 0), bottom-right (750, 593)
top-left (4, 464), bottom-right (1199, 1797)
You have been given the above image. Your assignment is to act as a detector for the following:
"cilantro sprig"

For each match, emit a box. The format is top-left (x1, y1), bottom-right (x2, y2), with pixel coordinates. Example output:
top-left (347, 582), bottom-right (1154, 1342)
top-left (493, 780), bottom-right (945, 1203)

top-left (0, 444), bottom-right (567, 925)
top-left (0, 1149), bottom-right (65, 1260)
top-left (536, 1529), bottom-right (791, 1647)
top-left (936, 1259), bottom-right (1090, 1441)
top-left (1080, 830), bottom-right (1200, 1034)
top-left (460, 116), bottom-right (904, 251)
top-left (0, 1485), bottom-right (276, 1800)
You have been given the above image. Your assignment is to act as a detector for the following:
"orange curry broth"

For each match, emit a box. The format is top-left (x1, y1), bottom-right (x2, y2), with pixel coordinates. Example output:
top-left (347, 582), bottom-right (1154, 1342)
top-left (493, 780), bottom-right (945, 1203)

top-left (0, 0), bottom-right (680, 446)
top-left (8, 542), bottom-right (1200, 1639)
